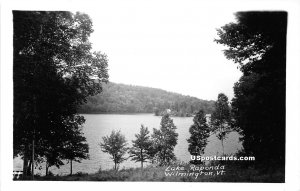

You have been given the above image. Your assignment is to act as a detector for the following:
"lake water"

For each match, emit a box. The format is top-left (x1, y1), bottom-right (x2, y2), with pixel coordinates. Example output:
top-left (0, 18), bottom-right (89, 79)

top-left (13, 114), bottom-right (242, 175)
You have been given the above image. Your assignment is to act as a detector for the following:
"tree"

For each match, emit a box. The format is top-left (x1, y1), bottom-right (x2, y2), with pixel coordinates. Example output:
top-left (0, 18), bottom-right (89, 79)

top-left (211, 93), bottom-right (231, 156)
top-left (62, 116), bottom-right (89, 175)
top-left (215, 12), bottom-right (287, 167)
top-left (187, 110), bottom-right (210, 164)
top-left (100, 130), bottom-right (128, 170)
top-left (38, 115), bottom-right (88, 176)
top-left (13, 11), bottom-right (109, 176)
top-left (129, 125), bottom-right (152, 168)
top-left (152, 114), bottom-right (178, 166)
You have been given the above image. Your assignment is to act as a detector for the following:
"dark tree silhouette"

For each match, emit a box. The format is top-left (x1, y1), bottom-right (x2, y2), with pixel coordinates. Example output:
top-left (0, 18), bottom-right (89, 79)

top-left (152, 114), bottom-right (178, 166)
top-left (187, 110), bottom-right (210, 164)
top-left (13, 11), bottom-right (108, 176)
top-left (215, 12), bottom-right (287, 169)
top-left (62, 116), bottom-right (89, 175)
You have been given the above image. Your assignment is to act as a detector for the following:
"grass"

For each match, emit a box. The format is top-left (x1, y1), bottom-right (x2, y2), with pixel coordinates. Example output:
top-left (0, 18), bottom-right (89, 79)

top-left (23, 162), bottom-right (284, 182)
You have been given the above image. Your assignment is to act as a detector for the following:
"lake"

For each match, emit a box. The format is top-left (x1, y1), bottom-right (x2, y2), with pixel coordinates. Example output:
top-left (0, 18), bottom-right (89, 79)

top-left (13, 114), bottom-right (242, 175)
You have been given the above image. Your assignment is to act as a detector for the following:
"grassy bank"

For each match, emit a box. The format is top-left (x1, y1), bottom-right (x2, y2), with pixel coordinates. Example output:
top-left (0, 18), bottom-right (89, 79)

top-left (25, 162), bottom-right (284, 182)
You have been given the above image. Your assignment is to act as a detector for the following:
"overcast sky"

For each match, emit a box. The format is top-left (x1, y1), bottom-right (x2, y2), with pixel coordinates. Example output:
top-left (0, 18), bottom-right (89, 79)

top-left (84, 1), bottom-right (242, 101)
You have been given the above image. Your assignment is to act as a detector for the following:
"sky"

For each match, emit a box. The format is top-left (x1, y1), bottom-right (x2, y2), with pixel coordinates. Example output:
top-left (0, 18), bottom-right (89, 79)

top-left (83, 1), bottom-right (242, 101)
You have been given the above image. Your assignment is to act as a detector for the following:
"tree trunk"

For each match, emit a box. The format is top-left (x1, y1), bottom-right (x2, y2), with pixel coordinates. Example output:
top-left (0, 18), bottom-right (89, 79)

top-left (22, 152), bottom-right (28, 178)
top-left (32, 138), bottom-right (35, 180)
top-left (114, 162), bottom-right (117, 171)
top-left (32, 96), bottom-right (36, 180)
top-left (27, 160), bottom-right (32, 176)
top-left (70, 160), bottom-right (73, 175)
top-left (141, 149), bottom-right (143, 169)
top-left (45, 162), bottom-right (48, 176)
top-left (163, 150), bottom-right (166, 165)
top-left (221, 137), bottom-right (224, 156)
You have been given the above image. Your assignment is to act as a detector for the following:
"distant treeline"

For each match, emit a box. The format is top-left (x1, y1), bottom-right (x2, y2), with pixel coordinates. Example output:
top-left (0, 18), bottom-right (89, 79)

top-left (78, 82), bottom-right (215, 116)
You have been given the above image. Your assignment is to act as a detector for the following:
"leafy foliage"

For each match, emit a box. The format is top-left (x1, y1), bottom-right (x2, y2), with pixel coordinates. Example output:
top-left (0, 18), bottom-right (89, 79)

top-left (129, 125), bottom-right (152, 168)
top-left (187, 110), bottom-right (210, 164)
top-left (13, 11), bottom-right (108, 175)
top-left (79, 82), bottom-right (215, 116)
top-left (100, 130), bottom-right (128, 170)
top-left (215, 12), bottom-right (287, 166)
top-left (62, 116), bottom-right (89, 175)
top-left (151, 114), bottom-right (178, 166)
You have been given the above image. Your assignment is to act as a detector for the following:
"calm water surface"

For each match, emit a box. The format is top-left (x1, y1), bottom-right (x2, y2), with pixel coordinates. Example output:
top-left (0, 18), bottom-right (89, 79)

top-left (13, 114), bottom-right (242, 175)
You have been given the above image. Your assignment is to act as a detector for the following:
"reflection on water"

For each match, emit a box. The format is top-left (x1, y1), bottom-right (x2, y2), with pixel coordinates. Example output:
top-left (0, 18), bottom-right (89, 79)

top-left (13, 114), bottom-right (242, 175)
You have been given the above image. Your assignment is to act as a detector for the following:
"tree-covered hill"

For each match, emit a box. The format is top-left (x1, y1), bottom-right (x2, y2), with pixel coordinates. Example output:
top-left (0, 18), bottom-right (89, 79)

top-left (78, 82), bottom-right (215, 116)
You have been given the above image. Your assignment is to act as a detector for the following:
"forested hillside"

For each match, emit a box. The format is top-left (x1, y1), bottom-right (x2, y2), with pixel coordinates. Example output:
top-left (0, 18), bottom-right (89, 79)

top-left (78, 82), bottom-right (215, 116)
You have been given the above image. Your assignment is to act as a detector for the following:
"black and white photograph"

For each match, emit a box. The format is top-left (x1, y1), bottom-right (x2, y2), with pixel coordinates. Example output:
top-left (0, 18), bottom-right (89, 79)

top-left (1, 0), bottom-right (300, 190)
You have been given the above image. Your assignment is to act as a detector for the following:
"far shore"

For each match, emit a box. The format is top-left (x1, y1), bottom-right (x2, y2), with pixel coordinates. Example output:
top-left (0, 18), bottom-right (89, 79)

top-left (79, 112), bottom-right (154, 115)
top-left (79, 112), bottom-right (195, 117)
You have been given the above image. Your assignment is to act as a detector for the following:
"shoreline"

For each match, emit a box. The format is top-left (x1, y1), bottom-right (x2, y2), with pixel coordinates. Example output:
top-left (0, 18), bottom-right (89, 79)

top-left (14, 163), bottom-right (284, 182)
